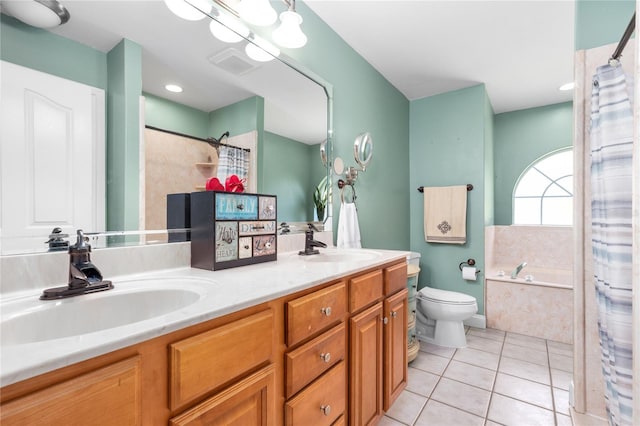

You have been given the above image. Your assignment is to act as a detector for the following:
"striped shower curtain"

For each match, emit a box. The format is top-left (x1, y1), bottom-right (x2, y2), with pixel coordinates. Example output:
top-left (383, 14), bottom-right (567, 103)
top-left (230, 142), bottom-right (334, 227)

top-left (216, 145), bottom-right (249, 184)
top-left (590, 63), bottom-right (634, 426)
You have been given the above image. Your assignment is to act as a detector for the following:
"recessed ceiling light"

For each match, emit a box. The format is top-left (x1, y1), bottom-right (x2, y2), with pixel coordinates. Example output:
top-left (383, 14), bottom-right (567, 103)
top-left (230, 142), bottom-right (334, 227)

top-left (559, 82), bottom-right (575, 91)
top-left (165, 84), bottom-right (183, 93)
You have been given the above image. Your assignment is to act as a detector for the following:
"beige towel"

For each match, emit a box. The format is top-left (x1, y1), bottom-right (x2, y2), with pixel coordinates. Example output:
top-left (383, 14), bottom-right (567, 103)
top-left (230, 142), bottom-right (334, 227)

top-left (423, 185), bottom-right (467, 244)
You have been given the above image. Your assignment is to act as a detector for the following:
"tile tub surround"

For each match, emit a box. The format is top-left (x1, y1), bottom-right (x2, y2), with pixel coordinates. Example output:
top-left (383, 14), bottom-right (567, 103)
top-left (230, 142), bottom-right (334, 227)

top-left (1, 232), bottom-right (380, 387)
top-left (381, 327), bottom-right (576, 426)
top-left (484, 225), bottom-right (573, 344)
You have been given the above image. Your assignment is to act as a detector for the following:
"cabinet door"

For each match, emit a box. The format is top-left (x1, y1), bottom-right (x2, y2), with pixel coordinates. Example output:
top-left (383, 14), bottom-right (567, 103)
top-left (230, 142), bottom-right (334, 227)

top-left (1, 357), bottom-right (141, 426)
top-left (383, 289), bottom-right (408, 411)
top-left (349, 302), bottom-right (383, 426)
top-left (170, 364), bottom-right (276, 426)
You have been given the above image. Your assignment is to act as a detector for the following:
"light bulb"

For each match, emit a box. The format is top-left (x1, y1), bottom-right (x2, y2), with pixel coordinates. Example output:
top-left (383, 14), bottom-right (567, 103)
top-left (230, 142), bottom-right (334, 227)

top-left (163, 0), bottom-right (211, 21)
top-left (209, 15), bottom-right (250, 43)
top-left (245, 40), bottom-right (280, 62)
top-left (273, 10), bottom-right (307, 48)
top-left (237, 0), bottom-right (277, 26)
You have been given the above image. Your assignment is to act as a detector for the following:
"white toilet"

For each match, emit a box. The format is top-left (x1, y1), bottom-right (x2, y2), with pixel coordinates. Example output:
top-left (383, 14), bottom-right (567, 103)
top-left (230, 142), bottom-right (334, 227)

top-left (415, 286), bottom-right (477, 348)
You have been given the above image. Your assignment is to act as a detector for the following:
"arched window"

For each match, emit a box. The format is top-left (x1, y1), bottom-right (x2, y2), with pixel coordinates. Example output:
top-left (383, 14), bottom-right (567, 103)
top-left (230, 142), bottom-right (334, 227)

top-left (513, 149), bottom-right (573, 225)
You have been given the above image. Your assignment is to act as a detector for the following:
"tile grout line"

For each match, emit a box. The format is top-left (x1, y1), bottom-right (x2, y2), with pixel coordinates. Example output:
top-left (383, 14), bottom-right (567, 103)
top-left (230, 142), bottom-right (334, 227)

top-left (483, 331), bottom-right (506, 425)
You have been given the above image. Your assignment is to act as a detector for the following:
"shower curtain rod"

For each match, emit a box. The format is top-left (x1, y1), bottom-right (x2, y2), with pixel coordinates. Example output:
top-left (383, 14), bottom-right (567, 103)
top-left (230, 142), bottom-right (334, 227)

top-left (610, 12), bottom-right (636, 61)
top-left (145, 125), bottom-right (250, 153)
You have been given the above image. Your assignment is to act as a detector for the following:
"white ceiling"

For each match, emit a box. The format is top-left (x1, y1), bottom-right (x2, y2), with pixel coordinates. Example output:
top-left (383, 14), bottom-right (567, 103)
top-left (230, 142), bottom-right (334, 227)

top-left (305, 0), bottom-right (576, 113)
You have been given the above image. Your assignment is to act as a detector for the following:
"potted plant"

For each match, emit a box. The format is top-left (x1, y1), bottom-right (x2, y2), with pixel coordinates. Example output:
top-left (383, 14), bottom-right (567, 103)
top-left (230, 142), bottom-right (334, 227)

top-left (313, 176), bottom-right (329, 221)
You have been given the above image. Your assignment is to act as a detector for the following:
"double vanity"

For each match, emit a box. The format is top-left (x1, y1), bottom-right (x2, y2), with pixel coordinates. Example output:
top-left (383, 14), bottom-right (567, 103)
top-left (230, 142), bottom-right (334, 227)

top-left (0, 244), bottom-right (409, 425)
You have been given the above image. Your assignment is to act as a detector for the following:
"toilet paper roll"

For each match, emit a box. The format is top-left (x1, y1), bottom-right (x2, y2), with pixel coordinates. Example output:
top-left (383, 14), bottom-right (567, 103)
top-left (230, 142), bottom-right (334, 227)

top-left (462, 266), bottom-right (477, 281)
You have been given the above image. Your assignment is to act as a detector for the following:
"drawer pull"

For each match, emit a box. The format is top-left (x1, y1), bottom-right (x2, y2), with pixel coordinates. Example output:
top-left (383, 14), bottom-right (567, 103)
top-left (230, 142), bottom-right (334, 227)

top-left (319, 352), bottom-right (331, 363)
top-left (391, 311), bottom-right (398, 318)
top-left (320, 405), bottom-right (331, 416)
top-left (320, 307), bottom-right (332, 316)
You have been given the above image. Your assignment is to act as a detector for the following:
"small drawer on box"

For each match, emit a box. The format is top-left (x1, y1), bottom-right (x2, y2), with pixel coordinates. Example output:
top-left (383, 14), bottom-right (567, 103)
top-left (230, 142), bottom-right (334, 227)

top-left (215, 193), bottom-right (258, 220)
top-left (384, 262), bottom-right (408, 296)
top-left (285, 323), bottom-right (346, 398)
top-left (349, 270), bottom-right (383, 312)
top-left (169, 309), bottom-right (273, 410)
top-left (259, 196), bottom-right (276, 220)
top-left (286, 282), bottom-right (347, 347)
top-left (285, 361), bottom-right (346, 426)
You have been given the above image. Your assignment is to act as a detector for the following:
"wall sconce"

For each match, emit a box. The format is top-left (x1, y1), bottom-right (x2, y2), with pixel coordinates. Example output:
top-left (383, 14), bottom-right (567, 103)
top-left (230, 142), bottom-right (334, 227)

top-left (2, 0), bottom-right (70, 28)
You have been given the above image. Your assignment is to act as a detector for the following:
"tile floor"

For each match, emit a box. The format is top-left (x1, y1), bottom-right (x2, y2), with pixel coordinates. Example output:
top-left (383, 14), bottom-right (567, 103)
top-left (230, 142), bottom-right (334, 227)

top-left (382, 327), bottom-right (574, 426)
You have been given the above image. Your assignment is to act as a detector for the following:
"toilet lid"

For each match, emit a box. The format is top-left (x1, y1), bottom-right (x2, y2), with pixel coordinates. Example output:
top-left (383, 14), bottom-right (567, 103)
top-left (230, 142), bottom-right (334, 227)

top-left (418, 287), bottom-right (476, 305)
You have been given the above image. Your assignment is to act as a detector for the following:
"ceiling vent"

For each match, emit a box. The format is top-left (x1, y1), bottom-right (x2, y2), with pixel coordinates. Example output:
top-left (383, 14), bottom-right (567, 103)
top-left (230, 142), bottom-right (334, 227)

top-left (208, 48), bottom-right (260, 76)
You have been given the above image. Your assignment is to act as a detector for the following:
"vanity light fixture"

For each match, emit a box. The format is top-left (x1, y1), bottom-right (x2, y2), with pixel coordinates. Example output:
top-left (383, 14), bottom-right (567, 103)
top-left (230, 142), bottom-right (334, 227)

top-left (245, 37), bottom-right (280, 62)
top-left (1, 0), bottom-right (70, 28)
top-left (163, 0), bottom-right (211, 21)
top-left (559, 82), bottom-right (575, 91)
top-left (272, 8), bottom-right (307, 48)
top-left (209, 12), bottom-right (250, 43)
top-left (165, 84), bottom-right (184, 93)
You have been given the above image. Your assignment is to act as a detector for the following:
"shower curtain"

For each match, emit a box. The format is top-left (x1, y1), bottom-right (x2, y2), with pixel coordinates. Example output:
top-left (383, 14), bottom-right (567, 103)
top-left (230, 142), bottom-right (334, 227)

top-left (590, 63), bottom-right (634, 426)
top-left (216, 145), bottom-right (249, 184)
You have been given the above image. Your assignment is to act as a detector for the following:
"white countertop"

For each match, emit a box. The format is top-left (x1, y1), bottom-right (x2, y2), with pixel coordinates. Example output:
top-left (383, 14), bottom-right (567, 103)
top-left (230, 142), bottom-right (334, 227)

top-left (0, 247), bottom-right (408, 387)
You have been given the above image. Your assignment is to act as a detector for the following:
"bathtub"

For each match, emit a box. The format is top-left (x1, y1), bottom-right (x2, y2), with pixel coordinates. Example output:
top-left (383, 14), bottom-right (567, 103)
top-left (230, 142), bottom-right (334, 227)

top-left (485, 267), bottom-right (573, 344)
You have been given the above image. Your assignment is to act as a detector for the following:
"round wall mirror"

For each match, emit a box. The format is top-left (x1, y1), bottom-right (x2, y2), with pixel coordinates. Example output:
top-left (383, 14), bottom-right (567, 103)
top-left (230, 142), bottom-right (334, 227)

top-left (354, 132), bottom-right (373, 171)
top-left (333, 157), bottom-right (345, 175)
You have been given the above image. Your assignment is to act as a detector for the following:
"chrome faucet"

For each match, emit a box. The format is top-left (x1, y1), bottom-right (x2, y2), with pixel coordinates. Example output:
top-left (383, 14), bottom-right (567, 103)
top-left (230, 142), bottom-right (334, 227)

top-left (40, 230), bottom-right (114, 300)
top-left (299, 223), bottom-right (327, 256)
top-left (510, 262), bottom-right (528, 279)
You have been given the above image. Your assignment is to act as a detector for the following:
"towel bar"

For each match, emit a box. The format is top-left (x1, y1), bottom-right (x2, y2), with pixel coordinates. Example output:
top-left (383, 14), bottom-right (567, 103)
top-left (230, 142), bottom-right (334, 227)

top-left (417, 184), bottom-right (473, 193)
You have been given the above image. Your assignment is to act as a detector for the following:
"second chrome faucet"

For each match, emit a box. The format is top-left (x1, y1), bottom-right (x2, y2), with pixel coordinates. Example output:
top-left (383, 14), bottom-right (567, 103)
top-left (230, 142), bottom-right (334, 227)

top-left (510, 262), bottom-right (527, 279)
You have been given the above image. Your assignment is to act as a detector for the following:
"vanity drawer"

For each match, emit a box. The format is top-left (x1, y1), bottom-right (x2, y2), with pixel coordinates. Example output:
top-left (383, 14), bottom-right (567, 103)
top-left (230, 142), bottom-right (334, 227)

top-left (169, 309), bottom-right (273, 410)
top-left (285, 322), bottom-right (346, 398)
top-left (284, 361), bottom-right (346, 426)
top-left (384, 262), bottom-right (408, 296)
top-left (349, 270), bottom-right (383, 312)
top-left (286, 282), bottom-right (347, 347)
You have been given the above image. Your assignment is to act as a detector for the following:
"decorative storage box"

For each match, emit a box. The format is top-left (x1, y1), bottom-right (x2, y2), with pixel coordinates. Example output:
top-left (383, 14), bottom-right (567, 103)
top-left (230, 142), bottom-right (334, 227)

top-left (190, 191), bottom-right (277, 270)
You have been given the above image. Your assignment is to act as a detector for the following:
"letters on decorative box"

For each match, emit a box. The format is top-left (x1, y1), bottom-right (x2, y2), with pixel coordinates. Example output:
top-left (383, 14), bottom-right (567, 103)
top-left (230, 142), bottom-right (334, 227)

top-left (190, 191), bottom-right (277, 270)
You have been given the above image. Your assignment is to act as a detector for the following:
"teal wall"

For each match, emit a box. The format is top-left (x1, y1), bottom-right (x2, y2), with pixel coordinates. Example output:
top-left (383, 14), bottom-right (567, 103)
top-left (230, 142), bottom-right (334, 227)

top-left (144, 93), bottom-right (210, 138)
top-left (262, 132), bottom-right (319, 222)
top-left (288, 3), bottom-right (411, 250)
top-left (0, 14), bottom-right (107, 89)
top-left (493, 102), bottom-right (573, 225)
top-left (209, 96), bottom-right (261, 138)
top-left (106, 39), bottom-right (142, 231)
top-left (409, 85), bottom-right (492, 314)
top-left (575, 0), bottom-right (636, 50)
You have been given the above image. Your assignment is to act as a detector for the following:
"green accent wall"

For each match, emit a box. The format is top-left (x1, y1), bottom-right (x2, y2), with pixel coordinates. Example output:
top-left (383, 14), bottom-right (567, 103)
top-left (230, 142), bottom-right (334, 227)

top-left (262, 132), bottom-right (319, 221)
top-left (106, 39), bottom-right (142, 231)
top-left (575, 0), bottom-right (636, 50)
top-left (409, 85), bottom-right (492, 314)
top-left (0, 14), bottom-right (107, 89)
top-left (209, 96), bottom-right (261, 138)
top-left (144, 93), bottom-right (209, 138)
top-left (287, 3), bottom-right (411, 250)
top-left (493, 102), bottom-right (573, 225)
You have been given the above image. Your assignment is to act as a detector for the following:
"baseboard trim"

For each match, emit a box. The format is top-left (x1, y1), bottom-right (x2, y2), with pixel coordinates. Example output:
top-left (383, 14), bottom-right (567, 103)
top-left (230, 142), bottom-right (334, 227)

top-left (464, 314), bottom-right (486, 329)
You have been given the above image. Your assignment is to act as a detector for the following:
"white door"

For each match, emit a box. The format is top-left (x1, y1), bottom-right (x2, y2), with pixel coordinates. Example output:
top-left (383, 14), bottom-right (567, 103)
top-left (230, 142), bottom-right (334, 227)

top-left (0, 61), bottom-right (105, 254)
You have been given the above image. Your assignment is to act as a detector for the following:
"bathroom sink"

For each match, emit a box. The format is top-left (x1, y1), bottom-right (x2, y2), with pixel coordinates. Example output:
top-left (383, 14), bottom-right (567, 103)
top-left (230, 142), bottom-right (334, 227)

top-left (1, 277), bottom-right (211, 346)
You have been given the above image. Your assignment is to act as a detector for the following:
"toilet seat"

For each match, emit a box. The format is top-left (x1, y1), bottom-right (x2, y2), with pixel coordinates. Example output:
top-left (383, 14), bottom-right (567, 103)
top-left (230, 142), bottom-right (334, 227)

top-left (418, 287), bottom-right (476, 305)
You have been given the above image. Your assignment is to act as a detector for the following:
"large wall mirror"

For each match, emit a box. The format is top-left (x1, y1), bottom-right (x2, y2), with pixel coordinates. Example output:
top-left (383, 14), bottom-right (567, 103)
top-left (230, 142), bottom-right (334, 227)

top-left (0, 0), bottom-right (332, 255)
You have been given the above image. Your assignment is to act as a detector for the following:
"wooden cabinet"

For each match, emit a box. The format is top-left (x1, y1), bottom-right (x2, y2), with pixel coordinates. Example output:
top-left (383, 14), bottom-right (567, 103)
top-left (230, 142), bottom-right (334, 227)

top-left (169, 364), bottom-right (276, 426)
top-left (0, 357), bottom-right (141, 426)
top-left (349, 302), bottom-right (384, 425)
top-left (384, 289), bottom-right (408, 411)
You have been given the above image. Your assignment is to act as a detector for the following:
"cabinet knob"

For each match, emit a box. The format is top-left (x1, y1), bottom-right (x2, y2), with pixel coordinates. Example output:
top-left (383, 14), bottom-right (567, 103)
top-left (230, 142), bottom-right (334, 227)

top-left (320, 405), bottom-right (331, 416)
top-left (382, 317), bottom-right (388, 325)
top-left (391, 311), bottom-right (398, 318)
top-left (319, 352), bottom-right (331, 363)
top-left (320, 307), bottom-right (332, 316)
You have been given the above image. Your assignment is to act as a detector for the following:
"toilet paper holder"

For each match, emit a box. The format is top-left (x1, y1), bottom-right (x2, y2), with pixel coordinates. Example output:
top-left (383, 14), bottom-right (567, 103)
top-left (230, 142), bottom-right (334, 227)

top-left (458, 258), bottom-right (481, 275)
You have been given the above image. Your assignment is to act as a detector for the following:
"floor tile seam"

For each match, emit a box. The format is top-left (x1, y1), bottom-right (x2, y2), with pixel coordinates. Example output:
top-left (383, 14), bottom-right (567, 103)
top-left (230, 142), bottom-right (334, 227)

top-left (383, 394), bottom-right (428, 426)
top-left (496, 369), bottom-right (551, 387)
top-left (491, 387), bottom-right (555, 412)
top-left (500, 353), bottom-right (550, 368)
top-left (381, 414), bottom-right (411, 426)
top-left (426, 394), bottom-right (490, 421)
top-left (484, 393), bottom-right (556, 425)
top-left (483, 333), bottom-right (506, 426)
top-left (447, 357), bottom-right (501, 374)
top-left (546, 339), bottom-right (558, 416)
top-left (503, 340), bottom-right (549, 354)
top-left (439, 373), bottom-right (496, 393)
